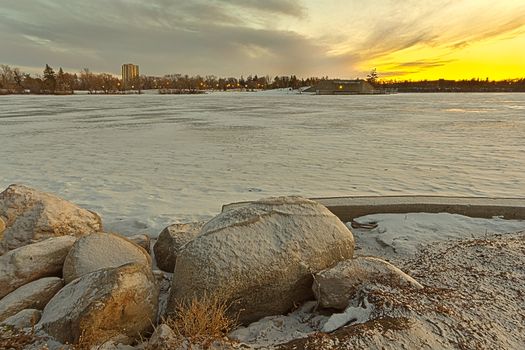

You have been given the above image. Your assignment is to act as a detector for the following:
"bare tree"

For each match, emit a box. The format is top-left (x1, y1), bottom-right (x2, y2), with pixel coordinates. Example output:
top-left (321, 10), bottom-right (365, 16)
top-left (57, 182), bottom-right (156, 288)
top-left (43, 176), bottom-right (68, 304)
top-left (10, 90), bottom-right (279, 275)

top-left (0, 65), bottom-right (15, 91)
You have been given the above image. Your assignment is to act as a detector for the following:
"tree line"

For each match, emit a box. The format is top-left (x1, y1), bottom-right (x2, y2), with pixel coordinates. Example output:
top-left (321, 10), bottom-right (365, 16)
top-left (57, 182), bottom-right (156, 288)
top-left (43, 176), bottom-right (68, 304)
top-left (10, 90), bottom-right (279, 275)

top-left (0, 64), bottom-right (123, 94)
top-left (134, 74), bottom-right (324, 91)
top-left (0, 64), bottom-right (324, 94)
top-left (374, 77), bottom-right (525, 92)
top-left (1, 63), bottom-right (524, 94)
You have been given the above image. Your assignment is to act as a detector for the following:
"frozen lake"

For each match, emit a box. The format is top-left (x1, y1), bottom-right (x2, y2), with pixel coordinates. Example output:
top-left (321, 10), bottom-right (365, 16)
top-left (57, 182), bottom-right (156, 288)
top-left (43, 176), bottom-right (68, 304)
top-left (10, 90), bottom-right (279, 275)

top-left (1, 92), bottom-right (524, 235)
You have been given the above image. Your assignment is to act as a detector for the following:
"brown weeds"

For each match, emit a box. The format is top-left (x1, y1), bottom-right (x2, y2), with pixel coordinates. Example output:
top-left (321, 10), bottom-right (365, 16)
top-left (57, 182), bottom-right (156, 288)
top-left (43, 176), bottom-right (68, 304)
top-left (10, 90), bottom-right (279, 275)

top-left (163, 293), bottom-right (238, 348)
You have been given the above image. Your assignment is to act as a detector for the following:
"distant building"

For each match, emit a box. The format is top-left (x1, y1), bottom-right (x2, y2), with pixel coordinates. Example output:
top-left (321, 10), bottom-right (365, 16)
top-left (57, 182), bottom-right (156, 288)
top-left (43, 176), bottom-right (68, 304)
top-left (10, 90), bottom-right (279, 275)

top-left (121, 63), bottom-right (139, 90)
top-left (304, 79), bottom-right (375, 95)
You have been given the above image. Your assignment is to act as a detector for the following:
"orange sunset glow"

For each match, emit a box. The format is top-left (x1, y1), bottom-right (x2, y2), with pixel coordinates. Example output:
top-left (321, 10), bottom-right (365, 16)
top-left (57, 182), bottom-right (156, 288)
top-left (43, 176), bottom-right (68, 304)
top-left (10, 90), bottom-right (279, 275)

top-left (0, 0), bottom-right (524, 79)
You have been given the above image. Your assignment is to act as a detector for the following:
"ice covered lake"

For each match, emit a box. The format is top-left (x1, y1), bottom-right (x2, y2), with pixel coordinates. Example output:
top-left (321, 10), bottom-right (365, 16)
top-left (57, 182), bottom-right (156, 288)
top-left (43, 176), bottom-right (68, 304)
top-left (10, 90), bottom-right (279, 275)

top-left (1, 92), bottom-right (524, 235)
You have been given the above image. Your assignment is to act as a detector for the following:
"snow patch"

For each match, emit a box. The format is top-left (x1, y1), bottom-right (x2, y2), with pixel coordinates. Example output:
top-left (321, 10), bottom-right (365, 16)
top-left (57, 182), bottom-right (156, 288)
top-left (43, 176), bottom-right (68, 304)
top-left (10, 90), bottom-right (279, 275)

top-left (350, 212), bottom-right (525, 259)
top-left (229, 301), bottom-right (327, 348)
top-left (321, 297), bottom-right (374, 333)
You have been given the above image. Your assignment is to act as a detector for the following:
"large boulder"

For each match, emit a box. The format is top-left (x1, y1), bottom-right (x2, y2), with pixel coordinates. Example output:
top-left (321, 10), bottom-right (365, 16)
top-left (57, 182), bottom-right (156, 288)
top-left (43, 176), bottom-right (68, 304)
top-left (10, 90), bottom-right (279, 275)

top-left (0, 277), bottom-right (63, 321)
top-left (0, 184), bottom-right (102, 253)
top-left (63, 232), bottom-right (152, 284)
top-left (39, 263), bottom-right (158, 345)
top-left (0, 236), bottom-right (75, 299)
top-left (153, 222), bottom-right (204, 272)
top-left (168, 196), bottom-right (355, 324)
top-left (313, 256), bottom-right (423, 310)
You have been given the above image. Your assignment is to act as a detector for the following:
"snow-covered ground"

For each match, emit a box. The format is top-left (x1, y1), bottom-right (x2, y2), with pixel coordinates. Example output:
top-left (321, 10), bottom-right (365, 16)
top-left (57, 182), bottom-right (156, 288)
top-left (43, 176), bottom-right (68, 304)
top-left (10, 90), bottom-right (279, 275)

top-left (1, 93), bottom-right (524, 235)
top-left (350, 212), bottom-right (525, 260)
top-left (229, 213), bottom-right (525, 348)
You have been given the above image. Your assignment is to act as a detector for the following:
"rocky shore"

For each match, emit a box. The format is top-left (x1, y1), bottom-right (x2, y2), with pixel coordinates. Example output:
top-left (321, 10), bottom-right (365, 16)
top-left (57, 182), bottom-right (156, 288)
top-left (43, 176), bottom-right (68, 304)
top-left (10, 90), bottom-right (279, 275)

top-left (0, 184), bottom-right (523, 349)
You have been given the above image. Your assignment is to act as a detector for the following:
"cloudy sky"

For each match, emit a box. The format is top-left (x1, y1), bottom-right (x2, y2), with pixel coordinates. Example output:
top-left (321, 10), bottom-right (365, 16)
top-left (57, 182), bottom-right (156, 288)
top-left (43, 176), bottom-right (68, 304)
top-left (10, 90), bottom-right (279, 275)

top-left (1, 0), bottom-right (524, 79)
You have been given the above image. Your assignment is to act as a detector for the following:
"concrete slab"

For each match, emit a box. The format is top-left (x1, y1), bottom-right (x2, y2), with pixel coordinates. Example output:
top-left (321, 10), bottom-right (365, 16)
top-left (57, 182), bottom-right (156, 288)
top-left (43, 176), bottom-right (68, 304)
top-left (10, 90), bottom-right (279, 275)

top-left (222, 196), bottom-right (525, 222)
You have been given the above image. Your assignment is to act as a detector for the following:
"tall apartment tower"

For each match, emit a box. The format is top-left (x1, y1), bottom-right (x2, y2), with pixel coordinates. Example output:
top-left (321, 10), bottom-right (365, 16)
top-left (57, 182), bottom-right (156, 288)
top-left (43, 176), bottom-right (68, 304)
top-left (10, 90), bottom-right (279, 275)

top-left (121, 63), bottom-right (139, 90)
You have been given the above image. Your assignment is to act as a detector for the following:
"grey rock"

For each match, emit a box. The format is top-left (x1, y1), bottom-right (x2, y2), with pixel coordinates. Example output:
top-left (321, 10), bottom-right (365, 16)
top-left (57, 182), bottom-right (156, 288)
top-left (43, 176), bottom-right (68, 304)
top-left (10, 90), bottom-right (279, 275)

top-left (168, 196), bottom-right (355, 324)
top-left (0, 184), bottom-right (102, 253)
top-left (153, 222), bottom-right (204, 272)
top-left (128, 233), bottom-right (151, 252)
top-left (0, 309), bottom-right (41, 329)
top-left (0, 277), bottom-right (63, 321)
top-left (313, 256), bottom-right (423, 310)
top-left (0, 236), bottom-right (75, 299)
top-left (148, 324), bottom-right (177, 349)
top-left (39, 263), bottom-right (158, 345)
top-left (62, 232), bottom-right (151, 284)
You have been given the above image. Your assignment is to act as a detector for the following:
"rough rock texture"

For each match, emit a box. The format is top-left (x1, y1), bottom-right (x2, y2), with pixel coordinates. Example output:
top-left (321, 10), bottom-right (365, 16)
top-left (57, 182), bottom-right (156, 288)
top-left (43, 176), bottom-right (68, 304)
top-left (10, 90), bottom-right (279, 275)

top-left (0, 309), bottom-right (41, 329)
top-left (153, 222), bottom-right (204, 272)
top-left (0, 277), bottom-right (63, 321)
top-left (39, 263), bottom-right (158, 345)
top-left (94, 334), bottom-right (134, 350)
top-left (0, 236), bottom-right (75, 299)
top-left (168, 196), bottom-right (355, 324)
top-left (0, 184), bottom-right (102, 254)
top-left (313, 257), bottom-right (423, 310)
top-left (128, 234), bottom-right (151, 253)
top-left (63, 232), bottom-right (152, 284)
top-left (96, 342), bottom-right (137, 350)
top-left (147, 324), bottom-right (176, 349)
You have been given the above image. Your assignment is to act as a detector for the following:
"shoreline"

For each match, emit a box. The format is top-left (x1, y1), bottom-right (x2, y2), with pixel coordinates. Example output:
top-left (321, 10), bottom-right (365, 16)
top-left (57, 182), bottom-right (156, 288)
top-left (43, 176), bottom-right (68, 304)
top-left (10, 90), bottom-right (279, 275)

top-left (3, 90), bottom-right (525, 96)
top-left (1, 185), bottom-right (525, 349)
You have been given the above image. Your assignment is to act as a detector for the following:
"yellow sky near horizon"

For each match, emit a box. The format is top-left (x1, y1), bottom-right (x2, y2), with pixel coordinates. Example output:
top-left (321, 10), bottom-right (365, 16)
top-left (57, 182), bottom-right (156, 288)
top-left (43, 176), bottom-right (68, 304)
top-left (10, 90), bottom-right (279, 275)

top-left (298, 0), bottom-right (525, 80)
top-left (368, 28), bottom-right (525, 81)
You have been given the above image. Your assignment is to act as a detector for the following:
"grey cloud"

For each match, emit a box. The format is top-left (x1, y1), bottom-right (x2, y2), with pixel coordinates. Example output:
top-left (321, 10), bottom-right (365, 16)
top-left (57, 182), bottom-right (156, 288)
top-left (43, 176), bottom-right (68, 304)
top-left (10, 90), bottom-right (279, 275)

top-left (219, 0), bottom-right (306, 18)
top-left (449, 41), bottom-right (469, 50)
top-left (1, 0), bottom-right (524, 78)
top-left (393, 59), bottom-right (455, 69)
top-left (376, 58), bottom-right (457, 78)
top-left (0, 0), bottom-right (345, 77)
top-left (377, 70), bottom-right (419, 78)
top-left (333, 1), bottom-right (525, 68)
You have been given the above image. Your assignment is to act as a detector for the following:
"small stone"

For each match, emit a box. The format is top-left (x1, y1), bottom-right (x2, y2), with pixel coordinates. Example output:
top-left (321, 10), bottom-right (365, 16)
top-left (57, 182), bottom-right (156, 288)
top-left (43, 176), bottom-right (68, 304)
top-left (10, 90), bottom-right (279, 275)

top-left (0, 277), bottom-right (63, 321)
top-left (1, 309), bottom-right (41, 329)
top-left (313, 256), bottom-right (423, 310)
top-left (148, 324), bottom-right (177, 349)
top-left (0, 236), bottom-right (75, 299)
top-left (128, 234), bottom-right (151, 252)
top-left (153, 222), bottom-right (204, 272)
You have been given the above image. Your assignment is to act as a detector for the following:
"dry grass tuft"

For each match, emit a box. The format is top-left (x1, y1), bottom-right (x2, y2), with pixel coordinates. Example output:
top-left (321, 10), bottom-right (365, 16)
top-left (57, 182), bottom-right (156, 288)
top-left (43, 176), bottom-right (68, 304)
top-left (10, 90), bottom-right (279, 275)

top-left (163, 293), bottom-right (238, 348)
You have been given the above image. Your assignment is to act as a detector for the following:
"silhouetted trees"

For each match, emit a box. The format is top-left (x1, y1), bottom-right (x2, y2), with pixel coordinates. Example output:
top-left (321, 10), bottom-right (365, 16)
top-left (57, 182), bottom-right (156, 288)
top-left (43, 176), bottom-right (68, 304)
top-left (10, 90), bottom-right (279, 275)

top-left (377, 78), bottom-right (525, 92)
top-left (367, 68), bottom-right (378, 86)
top-left (0, 65), bottom-right (22, 93)
top-left (43, 64), bottom-right (56, 92)
top-left (1, 63), bottom-right (524, 94)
